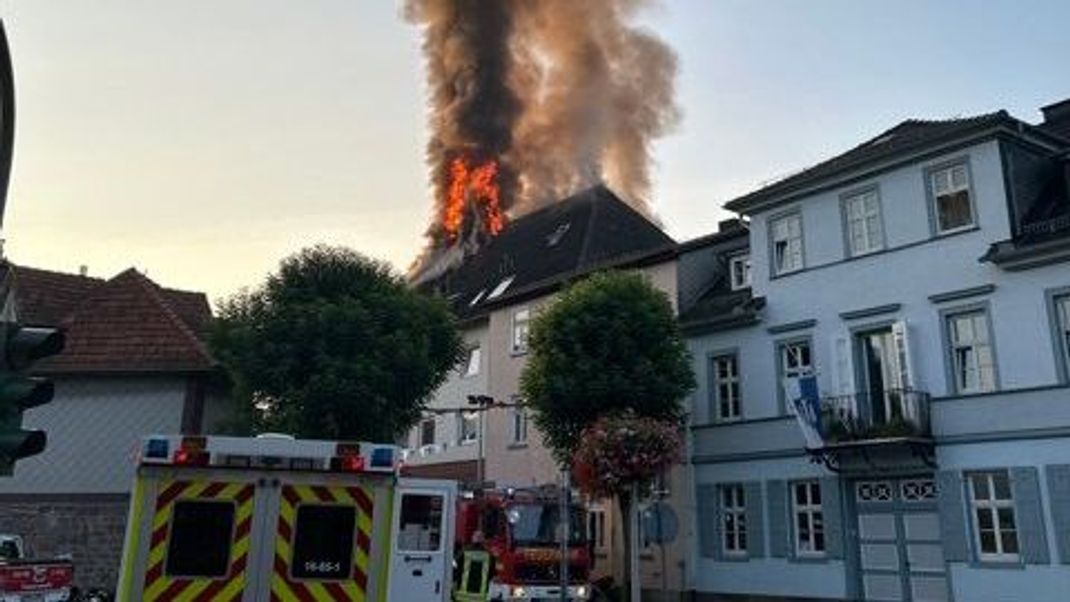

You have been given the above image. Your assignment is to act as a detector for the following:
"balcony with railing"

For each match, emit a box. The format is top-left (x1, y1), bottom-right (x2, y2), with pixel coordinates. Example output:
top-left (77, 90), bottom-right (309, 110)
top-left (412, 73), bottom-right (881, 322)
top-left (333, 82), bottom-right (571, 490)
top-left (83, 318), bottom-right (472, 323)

top-left (810, 388), bottom-right (934, 473)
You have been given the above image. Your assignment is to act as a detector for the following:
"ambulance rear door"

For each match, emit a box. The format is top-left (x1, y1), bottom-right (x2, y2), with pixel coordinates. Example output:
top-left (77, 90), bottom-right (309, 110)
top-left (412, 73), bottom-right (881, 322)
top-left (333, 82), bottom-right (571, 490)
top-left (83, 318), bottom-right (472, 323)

top-left (259, 471), bottom-right (395, 602)
top-left (388, 478), bottom-right (457, 602)
top-left (118, 466), bottom-right (268, 602)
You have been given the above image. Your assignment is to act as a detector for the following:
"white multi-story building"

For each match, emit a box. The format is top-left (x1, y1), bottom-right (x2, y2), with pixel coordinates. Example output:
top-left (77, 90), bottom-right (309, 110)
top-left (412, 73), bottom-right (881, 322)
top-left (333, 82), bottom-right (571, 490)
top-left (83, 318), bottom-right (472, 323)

top-left (677, 97), bottom-right (1070, 601)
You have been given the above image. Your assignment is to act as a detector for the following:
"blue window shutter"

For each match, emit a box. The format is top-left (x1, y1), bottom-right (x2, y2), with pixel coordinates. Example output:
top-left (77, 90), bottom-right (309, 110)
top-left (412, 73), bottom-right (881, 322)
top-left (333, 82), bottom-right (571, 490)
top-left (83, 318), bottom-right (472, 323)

top-left (696, 484), bottom-right (718, 558)
top-left (745, 482), bottom-right (765, 558)
top-left (1011, 466), bottom-right (1050, 564)
top-left (936, 471), bottom-right (970, 562)
top-left (1046, 465), bottom-right (1070, 564)
top-left (821, 477), bottom-right (845, 559)
top-left (767, 480), bottom-right (788, 558)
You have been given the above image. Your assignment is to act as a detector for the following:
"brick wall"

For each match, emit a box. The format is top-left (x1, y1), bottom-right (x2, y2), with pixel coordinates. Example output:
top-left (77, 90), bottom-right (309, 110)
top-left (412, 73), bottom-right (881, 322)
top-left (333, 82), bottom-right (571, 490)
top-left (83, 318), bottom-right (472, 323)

top-left (0, 494), bottom-right (129, 590)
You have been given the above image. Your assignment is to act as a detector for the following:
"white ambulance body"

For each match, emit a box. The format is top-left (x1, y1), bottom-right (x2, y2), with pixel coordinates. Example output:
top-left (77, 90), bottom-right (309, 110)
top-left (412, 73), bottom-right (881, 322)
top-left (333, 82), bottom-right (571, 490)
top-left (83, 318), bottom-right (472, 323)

top-left (115, 435), bottom-right (455, 602)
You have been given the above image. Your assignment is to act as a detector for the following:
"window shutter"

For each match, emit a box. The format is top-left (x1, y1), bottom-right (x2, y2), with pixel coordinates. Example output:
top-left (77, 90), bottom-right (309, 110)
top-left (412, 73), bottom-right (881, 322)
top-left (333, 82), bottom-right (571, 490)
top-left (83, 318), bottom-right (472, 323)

top-left (706, 356), bottom-right (717, 422)
top-left (767, 480), bottom-right (788, 558)
top-left (936, 471), bottom-right (970, 562)
top-left (745, 482), bottom-right (765, 558)
top-left (891, 320), bottom-right (917, 391)
top-left (696, 484), bottom-right (718, 558)
top-left (821, 477), bottom-right (845, 559)
top-left (830, 334), bottom-right (856, 399)
top-left (1046, 465), bottom-right (1070, 564)
top-left (1011, 466), bottom-right (1051, 564)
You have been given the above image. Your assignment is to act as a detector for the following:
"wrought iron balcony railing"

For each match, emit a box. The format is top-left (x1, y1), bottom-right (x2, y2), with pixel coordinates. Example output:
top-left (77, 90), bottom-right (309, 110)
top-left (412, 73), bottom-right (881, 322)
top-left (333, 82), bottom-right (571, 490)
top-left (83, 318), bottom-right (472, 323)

top-left (819, 388), bottom-right (931, 443)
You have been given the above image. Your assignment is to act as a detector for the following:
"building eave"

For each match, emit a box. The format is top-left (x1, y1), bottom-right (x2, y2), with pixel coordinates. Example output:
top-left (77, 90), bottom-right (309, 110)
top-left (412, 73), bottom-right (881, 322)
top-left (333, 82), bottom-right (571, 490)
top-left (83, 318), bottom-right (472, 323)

top-left (725, 121), bottom-right (1064, 216)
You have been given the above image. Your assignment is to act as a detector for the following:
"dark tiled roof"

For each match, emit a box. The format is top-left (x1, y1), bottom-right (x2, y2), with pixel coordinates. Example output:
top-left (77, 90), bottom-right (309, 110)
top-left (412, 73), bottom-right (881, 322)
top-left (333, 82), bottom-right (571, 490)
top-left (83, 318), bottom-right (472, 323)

top-left (417, 185), bottom-right (676, 319)
top-left (11, 265), bottom-right (216, 374)
top-left (725, 111), bottom-right (1030, 212)
top-left (1040, 98), bottom-right (1070, 141)
top-left (678, 286), bottom-right (764, 334)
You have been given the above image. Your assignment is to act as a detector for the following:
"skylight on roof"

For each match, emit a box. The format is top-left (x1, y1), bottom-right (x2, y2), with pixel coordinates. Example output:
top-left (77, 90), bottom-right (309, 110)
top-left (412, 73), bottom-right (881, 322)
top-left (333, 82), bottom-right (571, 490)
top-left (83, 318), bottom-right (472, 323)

top-left (486, 275), bottom-right (516, 300)
top-left (546, 222), bottom-right (572, 247)
top-left (469, 289), bottom-right (486, 306)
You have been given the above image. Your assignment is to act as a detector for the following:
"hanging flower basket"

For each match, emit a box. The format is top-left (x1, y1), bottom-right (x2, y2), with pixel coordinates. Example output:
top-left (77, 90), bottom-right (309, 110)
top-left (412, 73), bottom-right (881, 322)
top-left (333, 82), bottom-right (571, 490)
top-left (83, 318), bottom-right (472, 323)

top-left (571, 411), bottom-right (683, 499)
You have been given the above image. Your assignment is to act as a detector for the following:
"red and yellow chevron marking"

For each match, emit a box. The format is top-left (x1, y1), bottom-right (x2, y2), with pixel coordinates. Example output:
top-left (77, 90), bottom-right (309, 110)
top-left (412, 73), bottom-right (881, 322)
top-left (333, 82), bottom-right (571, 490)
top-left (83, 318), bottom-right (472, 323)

top-left (143, 480), bottom-right (255, 602)
top-left (271, 484), bottom-right (375, 602)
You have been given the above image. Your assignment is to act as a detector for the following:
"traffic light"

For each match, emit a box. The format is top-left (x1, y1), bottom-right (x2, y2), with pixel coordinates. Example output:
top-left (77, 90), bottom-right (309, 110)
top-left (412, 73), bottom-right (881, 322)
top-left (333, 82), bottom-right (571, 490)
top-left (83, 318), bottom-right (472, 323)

top-left (0, 323), bottom-right (65, 475)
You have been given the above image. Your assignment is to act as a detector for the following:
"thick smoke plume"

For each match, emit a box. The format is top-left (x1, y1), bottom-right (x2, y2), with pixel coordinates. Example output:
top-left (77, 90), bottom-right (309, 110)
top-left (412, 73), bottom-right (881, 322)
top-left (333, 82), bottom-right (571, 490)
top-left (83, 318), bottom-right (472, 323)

top-left (406, 0), bottom-right (680, 256)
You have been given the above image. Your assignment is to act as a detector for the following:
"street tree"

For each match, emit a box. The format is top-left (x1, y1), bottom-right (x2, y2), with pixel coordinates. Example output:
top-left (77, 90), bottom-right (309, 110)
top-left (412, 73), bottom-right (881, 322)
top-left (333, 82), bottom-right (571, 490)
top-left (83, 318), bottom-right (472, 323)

top-left (211, 245), bottom-right (464, 442)
top-left (520, 270), bottom-right (694, 599)
top-left (520, 270), bottom-right (694, 466)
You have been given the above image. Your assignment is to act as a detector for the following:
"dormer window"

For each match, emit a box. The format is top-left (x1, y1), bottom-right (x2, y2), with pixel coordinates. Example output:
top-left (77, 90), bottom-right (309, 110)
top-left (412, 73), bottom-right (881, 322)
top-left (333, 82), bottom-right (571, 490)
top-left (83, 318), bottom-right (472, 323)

top-left (546, 223), bottom-right (571, 247)
top-left (729, 254), bottom-right (751, 290)
top-left (487, 275), bottom-right (516, 300)
top-left (469, 289), bottom-right (486, 306)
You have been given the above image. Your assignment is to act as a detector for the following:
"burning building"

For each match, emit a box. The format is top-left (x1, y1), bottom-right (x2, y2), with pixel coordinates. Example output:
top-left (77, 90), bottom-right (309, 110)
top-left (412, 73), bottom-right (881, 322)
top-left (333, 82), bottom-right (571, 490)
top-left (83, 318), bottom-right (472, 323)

top-left (405, 0), bottom-right (680, 279)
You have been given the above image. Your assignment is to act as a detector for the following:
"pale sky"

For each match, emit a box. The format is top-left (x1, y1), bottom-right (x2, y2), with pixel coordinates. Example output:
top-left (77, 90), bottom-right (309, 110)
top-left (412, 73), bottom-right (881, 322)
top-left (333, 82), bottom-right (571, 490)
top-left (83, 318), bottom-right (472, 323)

top-left (0, 1), bottom-right (1066, 303)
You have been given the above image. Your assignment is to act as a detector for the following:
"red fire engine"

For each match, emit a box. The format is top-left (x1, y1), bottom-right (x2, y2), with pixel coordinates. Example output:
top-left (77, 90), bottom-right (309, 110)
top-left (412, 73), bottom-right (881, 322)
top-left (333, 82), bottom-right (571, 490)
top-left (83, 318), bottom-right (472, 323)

top-left (453, 487), bottom-right (591, 601)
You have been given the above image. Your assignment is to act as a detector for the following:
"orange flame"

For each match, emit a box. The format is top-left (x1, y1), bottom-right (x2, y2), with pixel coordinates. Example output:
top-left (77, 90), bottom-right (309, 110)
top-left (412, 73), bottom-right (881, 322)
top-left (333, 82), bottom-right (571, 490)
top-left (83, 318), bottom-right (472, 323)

top-left (442, 156), bottom-right (506, 241)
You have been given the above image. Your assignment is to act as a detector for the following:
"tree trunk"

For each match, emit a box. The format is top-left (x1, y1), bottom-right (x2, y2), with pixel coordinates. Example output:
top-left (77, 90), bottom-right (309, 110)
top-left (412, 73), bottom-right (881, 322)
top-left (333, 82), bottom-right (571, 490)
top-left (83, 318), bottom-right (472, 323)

top-left (618, 486), bottom-right (640, 602)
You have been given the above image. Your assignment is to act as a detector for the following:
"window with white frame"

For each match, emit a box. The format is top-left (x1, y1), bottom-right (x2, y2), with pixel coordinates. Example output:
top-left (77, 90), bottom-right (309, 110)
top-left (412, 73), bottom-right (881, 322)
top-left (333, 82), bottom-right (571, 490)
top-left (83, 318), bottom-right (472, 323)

top-left (843, 188), bottom-right (884, 256)
top-left (930, 162), bottom-right (974, 234)
top-left (968, 471), bottom-right (1019, 561)
top-left (779, 340), bottom-right (813, 414)
top-left (510, 405), bottom-right (528, 444)
top-left (729, 254), bottom-right (751, 290)
top-left (947, 309), bottom-right (996, 394)
top-left (770, 213), bottom-right (804, 275)
top-left (721, 485), bottom-right (747, 556)
top-left (462, 345), bottom-right (481, 377)
top-left (511, 307), bottom-right (531, 354)
top-left (1056, 295), bottom-right (1070, 373)
top-left (589, 508), bottom-right (607, 549)
top-left (711, 354), bottom-right (741, 421)
top-left (793, 481), bottom-right (825, 556)
top-left (459, 411), bottom-right (478, 444)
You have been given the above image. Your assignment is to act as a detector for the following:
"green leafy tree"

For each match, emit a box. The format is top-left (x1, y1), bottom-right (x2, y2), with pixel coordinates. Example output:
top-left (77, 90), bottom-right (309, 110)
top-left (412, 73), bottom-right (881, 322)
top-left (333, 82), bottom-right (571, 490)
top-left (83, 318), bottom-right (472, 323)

top-left (520, 270), bottom-right (694, 600)
top-left (211, 245), bottom-right (464, 442)
top-left (520, 270), bottom-right (695, 467)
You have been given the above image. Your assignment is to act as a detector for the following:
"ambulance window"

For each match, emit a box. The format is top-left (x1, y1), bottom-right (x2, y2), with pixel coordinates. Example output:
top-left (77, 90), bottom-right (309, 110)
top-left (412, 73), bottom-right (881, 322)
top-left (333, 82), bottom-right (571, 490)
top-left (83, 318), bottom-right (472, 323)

top-left (291, 504), bottom-right (356, 580)
top-left (165, 501), bottom-right (234, 578)
top-left (397, 493), bottom-right (444, 552)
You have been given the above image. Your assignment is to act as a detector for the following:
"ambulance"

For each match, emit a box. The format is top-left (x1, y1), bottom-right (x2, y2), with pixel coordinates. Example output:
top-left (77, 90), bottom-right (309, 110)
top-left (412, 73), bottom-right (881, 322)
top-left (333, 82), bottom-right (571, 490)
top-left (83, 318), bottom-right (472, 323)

top-left (115, 434), bottom-right (455, 602)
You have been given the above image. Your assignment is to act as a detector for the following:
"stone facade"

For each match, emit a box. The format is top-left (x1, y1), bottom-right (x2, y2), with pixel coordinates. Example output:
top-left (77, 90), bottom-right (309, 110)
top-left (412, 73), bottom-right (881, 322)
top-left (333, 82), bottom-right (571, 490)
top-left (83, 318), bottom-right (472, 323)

top-left (0, 494), bottom-right (129, 590)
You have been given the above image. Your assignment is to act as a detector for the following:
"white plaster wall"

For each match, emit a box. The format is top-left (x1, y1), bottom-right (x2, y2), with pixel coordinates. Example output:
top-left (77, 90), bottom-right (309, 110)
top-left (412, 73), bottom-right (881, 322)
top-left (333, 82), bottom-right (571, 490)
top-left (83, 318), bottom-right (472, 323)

top-left (0, 376), bottom-right (188, 494)
top-left (405, 321), bottom-right (489, 467)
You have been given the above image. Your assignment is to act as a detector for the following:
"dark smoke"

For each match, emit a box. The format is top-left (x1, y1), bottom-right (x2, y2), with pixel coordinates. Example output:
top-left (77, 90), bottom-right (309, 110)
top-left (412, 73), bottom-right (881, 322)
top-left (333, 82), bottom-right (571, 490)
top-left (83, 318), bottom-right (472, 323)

top-left (406, 0), bottom-right (679, 251)
top-left (404, 0), bottom-right (521, 243)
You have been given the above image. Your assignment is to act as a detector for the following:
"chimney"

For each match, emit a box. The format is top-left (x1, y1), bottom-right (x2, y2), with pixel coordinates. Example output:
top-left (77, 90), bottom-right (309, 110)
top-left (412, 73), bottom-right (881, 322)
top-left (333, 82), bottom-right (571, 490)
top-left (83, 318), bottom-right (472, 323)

top-left (79, 265), bottom-right (88, 277)
top-left (1040, 98), bottom-right (1070, 141)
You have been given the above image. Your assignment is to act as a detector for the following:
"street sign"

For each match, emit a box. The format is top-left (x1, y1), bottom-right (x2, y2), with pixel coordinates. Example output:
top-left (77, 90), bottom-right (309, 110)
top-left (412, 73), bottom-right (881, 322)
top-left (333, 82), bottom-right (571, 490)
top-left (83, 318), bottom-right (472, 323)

top-left (641, 501), bottom-right (678, 545)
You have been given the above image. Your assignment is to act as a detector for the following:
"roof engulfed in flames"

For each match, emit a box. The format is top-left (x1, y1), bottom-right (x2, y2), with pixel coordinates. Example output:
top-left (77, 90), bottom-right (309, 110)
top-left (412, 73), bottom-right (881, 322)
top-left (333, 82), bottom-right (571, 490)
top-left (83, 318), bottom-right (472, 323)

top-left (443, 156), bottom-right (506, 242)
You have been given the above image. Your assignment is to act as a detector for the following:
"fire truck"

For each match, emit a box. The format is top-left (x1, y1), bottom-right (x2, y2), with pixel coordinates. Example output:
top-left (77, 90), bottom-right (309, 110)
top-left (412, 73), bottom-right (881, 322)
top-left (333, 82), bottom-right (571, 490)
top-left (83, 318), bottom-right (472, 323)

top-left (115, 434), bottom-right (456, 602)
top-left (452, 488), bottom-right (591, 601)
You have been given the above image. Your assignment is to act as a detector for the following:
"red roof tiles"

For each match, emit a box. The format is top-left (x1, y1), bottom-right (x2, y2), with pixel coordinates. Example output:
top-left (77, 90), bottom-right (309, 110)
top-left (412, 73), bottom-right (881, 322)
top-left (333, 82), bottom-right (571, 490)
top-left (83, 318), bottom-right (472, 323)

top-left (11, 265), bottom-right (216, 374)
